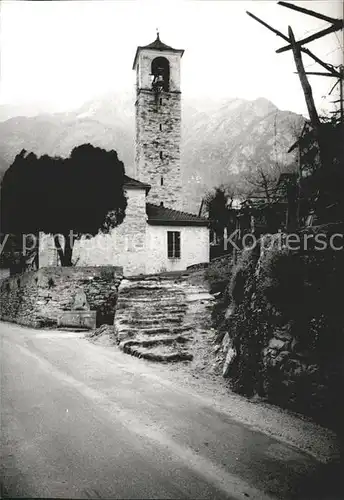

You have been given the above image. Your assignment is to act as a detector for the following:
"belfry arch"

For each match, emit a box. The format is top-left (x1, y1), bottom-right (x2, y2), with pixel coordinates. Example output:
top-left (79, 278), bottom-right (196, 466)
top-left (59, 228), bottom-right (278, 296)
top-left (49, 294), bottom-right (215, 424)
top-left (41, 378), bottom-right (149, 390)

top-left (151, 57), bottom-right (170, 92)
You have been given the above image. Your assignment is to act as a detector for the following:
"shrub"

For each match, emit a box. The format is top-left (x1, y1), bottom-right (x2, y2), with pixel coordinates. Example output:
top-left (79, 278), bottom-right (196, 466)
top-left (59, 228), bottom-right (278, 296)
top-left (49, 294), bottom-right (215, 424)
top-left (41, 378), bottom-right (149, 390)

top-left (258, 247), bottom-right (304, 316)
top-left (228, 246), bottom-right (259, 306)
top-left (205, 255), bottom-right (234, 295)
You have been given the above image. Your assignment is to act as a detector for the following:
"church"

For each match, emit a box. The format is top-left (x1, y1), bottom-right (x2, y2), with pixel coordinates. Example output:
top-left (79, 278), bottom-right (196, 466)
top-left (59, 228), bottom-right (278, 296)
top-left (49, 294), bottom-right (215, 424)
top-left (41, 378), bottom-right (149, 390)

top-left (39, 34), bottom-right (210, 276)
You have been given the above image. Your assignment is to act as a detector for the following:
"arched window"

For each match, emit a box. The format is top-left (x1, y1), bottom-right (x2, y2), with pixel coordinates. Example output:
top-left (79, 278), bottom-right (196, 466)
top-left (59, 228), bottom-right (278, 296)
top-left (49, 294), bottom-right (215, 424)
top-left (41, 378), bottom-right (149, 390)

top-left (151, 57), bottom-right (170, 92)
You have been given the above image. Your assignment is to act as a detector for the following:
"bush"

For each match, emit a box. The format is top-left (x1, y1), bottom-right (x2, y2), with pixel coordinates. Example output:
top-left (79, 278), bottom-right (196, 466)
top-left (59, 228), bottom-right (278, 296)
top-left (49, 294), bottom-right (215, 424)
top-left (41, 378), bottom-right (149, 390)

top-left (205, 255), bottom-right (234, 295)
top-left (258, 247), bottom-right (304, 316)
top-left (229, 247), bottom-right (259, 306)
top-left (204, 255), bottom-right (235, 333)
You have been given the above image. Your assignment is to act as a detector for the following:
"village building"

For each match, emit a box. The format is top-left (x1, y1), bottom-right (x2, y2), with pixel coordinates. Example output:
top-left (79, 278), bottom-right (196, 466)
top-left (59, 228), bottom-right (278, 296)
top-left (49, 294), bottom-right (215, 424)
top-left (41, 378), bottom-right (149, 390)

top-left (39, 34), bottom-right (210, 275)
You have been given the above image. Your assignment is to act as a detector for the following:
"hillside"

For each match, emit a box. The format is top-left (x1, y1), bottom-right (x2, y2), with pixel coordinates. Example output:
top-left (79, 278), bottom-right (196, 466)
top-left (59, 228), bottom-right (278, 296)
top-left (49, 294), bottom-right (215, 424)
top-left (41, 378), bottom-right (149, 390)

top-left (0, 93), bottom-right (304, 212)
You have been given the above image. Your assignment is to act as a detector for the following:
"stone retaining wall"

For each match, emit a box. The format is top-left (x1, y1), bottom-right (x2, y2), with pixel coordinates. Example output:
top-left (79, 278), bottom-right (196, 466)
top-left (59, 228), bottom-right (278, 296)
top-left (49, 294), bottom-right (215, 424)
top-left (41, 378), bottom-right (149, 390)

top-left (0, 266), bottom-right (123, 328)
top-left (210, 234), bottom-right (344, 431)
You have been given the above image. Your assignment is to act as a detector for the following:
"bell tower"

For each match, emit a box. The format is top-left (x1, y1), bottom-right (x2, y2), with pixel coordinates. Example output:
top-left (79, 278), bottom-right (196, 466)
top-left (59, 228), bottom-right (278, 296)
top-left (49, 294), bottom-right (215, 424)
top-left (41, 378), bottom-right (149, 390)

top-left (133, 33), bottom-right (184, 210)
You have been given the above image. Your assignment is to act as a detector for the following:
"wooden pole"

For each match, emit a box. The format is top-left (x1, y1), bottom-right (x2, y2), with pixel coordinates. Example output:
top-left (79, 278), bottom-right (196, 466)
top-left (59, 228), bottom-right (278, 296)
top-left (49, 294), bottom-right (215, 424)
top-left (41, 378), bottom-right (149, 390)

top-left (223, 226), bottom-right (228, 253)
top-left (198, 198), bottom-right (204, 217)
top-left (288, 26), bottom-right (330, 172)
top-left (299, 72), bottom-right (340, 77)
top-left (246, 11), bottom-right (341, 77)
top-left (300, 48), bottom-right (341, 77)
top-left (277, 1), bottom-right (342, 25)
top-left (246, 11), bottom-right (289, 41)
top-left (277, 24), bottom-right (343, 53)
top-left (288, 26), bottom-right (321, 130)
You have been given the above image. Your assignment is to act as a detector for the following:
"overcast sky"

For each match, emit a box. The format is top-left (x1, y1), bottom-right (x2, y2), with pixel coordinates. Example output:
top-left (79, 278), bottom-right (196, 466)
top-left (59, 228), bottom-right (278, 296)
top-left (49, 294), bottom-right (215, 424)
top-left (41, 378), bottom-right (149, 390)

top-left (0, 0), bottom-right (342, 117)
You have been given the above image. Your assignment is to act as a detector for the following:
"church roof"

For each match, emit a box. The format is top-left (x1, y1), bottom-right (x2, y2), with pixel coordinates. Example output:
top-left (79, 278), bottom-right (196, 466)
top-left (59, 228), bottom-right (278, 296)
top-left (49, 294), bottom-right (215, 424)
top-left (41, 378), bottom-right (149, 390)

top-left (146, 203), bottom-right (209, 227)
top-left (124, 175), bottom-right (151, 193)
top-left (132, 33), bottom-right (184, 69)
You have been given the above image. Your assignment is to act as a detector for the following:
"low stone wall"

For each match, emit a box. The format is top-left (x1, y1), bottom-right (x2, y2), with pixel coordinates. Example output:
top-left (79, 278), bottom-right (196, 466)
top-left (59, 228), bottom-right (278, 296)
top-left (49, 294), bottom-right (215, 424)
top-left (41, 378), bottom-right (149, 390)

top-left (0, 266), bottom-right (123, 328)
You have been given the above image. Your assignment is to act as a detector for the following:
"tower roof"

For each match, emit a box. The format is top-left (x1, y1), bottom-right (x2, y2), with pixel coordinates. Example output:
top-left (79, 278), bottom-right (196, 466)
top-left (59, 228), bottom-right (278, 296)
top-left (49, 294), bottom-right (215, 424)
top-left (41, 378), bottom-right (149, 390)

top-left (132, 33), bottom-right (184, 69)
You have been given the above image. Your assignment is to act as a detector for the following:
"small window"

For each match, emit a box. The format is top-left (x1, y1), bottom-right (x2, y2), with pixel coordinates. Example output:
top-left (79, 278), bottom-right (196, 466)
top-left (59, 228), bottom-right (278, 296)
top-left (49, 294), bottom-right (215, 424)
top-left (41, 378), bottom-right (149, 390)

top-left (167, 231), bottom-right (181, 259)
top-left (159, 123), bottom-right (162, 131)
top-left (160, 176), bottom-right (164, 186)
top-left (160, 151), bottom-right (163, 160)
top-left (160, 98), bottom-right (163, 105)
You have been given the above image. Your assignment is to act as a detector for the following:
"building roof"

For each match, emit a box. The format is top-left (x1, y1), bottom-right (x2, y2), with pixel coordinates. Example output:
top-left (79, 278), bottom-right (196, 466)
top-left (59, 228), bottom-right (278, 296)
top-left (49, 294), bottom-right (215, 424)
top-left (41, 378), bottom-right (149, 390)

top-left (124, 175), bottom-right (151, 193)
top-left (146, 203), bottom-right (209, 227)
top-left (123, 176), bottom-right (207, 225)
top-left (132, 33), bottom-right (184, 69)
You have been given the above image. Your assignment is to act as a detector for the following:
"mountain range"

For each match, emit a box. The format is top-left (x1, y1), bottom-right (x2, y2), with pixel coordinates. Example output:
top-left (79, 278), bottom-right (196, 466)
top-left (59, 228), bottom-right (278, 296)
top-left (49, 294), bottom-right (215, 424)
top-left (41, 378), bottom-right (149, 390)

top-left (0, 92), bottom-right (304, 213)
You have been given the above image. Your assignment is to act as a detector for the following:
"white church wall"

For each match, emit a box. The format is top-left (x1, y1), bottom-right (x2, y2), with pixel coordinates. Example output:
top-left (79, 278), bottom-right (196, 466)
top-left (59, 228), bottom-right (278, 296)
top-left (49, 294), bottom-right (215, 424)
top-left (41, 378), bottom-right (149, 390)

top-left (146, 224), bottom-right (209, 274)
top-left (73, 187), bottom-right (148, 276)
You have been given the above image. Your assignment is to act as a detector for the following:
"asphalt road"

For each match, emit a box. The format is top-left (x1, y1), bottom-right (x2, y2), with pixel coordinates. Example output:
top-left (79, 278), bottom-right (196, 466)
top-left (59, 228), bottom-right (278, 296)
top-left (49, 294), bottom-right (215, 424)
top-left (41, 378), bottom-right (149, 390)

top-left (0, 322), bottom-right (340, 499)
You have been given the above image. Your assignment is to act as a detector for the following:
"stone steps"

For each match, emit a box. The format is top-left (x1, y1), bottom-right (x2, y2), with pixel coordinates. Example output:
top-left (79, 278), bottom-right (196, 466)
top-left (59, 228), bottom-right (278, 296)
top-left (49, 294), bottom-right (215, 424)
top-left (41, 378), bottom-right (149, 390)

top-left (120, 333), bottom-right (191, 350)
top-left (120, 296), bottom-right (184, 302)
top-left (120, 286), bottom-right (185, 294)
top-left (116, 325), bottom-right (193, 342)
top-left (118, 315), bottom-right (184, 326)
top-left (116, 306), bottom-right (186, 315)
top-left (114, 274), bottom-right (211, 362)
top-left (121, 343), bottom-right (193, 363)
top-left (58, 326), bottom-right (90, 332)
top-left (116, 302), bottom-right (187, 311)
top-left (126, 272), bottom-right (189, 282)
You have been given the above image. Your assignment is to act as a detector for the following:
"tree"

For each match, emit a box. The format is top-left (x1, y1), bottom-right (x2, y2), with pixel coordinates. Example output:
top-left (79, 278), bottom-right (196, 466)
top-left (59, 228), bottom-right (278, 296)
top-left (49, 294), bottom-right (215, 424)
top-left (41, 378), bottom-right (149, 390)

top-left (243, 163), bottom-right (281, 203)
top-left (204, 186), bottom-right (240, 251)
top-left (0, 144), bottom-right (127, 267)
top-left (204, 187), bottom-right (228, 239)
top-left (298, 118), bottom-right (344, 223)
